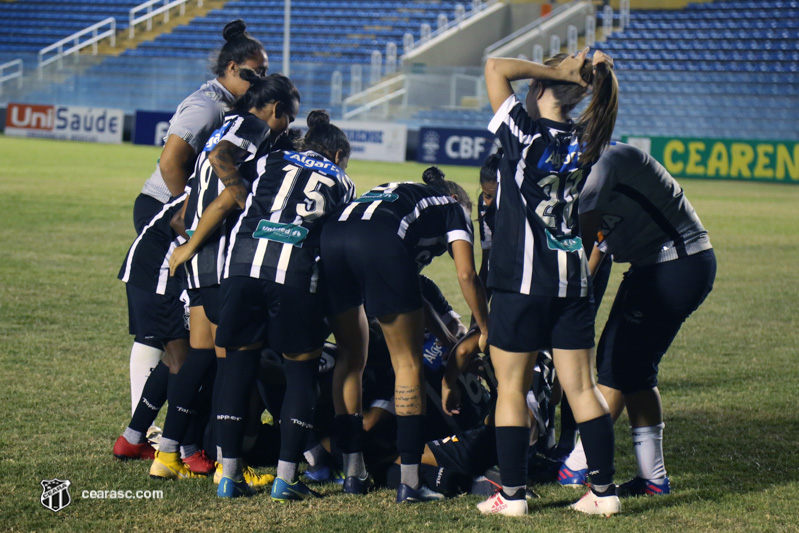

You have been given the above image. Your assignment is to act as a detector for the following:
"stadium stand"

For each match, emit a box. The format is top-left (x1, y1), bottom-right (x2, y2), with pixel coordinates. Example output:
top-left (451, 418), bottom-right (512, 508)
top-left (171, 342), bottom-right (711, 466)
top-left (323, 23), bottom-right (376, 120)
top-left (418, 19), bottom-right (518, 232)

top-left (1, 0), bottom-right (797, 141)
top-left (412, 0), bottom-right (799, 141)
top-left (11, 0), bottom-right (467, 113)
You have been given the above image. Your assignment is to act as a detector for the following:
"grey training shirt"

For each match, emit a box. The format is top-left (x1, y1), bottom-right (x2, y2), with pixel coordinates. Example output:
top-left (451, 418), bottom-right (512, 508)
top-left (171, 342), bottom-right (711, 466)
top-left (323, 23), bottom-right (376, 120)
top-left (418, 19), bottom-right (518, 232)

top-left (579, 142), bottom-right (712, 266)
top-left (140, 79), bottom-right (236, 203)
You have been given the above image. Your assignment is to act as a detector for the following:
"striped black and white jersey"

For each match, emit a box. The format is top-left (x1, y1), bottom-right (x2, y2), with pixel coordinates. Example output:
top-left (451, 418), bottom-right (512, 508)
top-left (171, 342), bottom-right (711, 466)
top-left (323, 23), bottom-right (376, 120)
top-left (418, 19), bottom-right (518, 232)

top-left (183, 111), bottom-right (272, 289)
top-left (224, 150), bottom-right (356, 292)
top-left (118, 194), bottom-right (188, 295)
top-left (337, 182), bottom-right (474, 272)
top-left (477, 192), bottom-right (496, 251)
top-left (141, 79), bottom-right (235, 203)
top-left (579, 142), bottom-right (712, 266)
top-left (487, 94), bottom-right (592, 298)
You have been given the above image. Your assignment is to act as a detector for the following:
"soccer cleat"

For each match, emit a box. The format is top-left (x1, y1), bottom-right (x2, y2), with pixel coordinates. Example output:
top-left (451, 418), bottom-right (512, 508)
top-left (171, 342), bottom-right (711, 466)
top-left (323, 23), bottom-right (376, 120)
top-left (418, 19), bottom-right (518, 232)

top-left (617, 476), bottom-right (671, 497)
top-left (395, 483), bottom-right (445, 504)
top-left (270, 477), bottom-right (323, 502)
top-left (570, 488), bottom-right (621, 516)
top-left (557, 464), bottom-right (588, 487)
top-left (476, 491), bottom-right (529, 516)
top-left (304, 464), bottom-right (345, 484)
top-left (149, 451), bottom-right (202, 480)
top-left (113, 435), bottom-right (156, 461)
top-left (183, 450), bottom-right (215, 475)
top-left (343, 474), bottom-right (375, 495)
top-left (217, 476), bottom-right (256, 499)
top-left (213, 463), bottom-right (274, 488)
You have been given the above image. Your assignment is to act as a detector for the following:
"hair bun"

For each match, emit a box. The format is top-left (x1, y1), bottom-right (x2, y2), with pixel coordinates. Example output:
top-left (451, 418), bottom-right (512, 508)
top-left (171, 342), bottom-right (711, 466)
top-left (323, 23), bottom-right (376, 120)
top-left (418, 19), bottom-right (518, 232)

top-left (223, 19), bottom-right (247, 42)
top-left (422, 166), bottom-right (445, 184)
top-left (306, 109), bottom-right (331, 130)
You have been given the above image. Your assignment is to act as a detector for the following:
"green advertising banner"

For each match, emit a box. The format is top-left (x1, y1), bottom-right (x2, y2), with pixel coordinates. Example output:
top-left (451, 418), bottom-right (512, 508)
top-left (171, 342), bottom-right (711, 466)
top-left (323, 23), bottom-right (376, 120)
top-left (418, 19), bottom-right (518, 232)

top-left (622, 136), bottom-right (799, 184)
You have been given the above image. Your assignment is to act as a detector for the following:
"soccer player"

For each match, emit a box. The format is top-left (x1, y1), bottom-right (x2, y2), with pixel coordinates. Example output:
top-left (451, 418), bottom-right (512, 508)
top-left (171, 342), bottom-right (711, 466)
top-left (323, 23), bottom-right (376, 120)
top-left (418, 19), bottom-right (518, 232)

top-left (126, 19), bottom-right (268, 431)
top-left (113, 191), bottom-right (190, 462)
top-left (477, 48), bottom-right (621, 517)
top-left (320, 166), bottom-right (490, 503)
top-left (557, 142), bottom-right (716, 496)
top-left (209, 110), bottom-right (356, 499)
top-left (150, 72), bottom-right (300, 482)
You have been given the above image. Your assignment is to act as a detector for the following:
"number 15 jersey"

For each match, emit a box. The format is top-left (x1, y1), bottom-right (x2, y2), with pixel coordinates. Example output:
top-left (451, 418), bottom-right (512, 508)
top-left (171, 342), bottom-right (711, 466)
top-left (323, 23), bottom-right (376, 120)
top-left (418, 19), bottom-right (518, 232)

top-left (223, 149), bottom-right (356, 293)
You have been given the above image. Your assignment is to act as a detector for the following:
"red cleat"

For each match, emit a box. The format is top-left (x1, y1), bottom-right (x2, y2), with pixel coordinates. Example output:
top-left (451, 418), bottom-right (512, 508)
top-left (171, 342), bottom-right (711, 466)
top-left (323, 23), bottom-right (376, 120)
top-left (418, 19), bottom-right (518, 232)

top-left (114, 435), bottom-right (156, 461)
top-left (183, 450), bottom-right (215, 475)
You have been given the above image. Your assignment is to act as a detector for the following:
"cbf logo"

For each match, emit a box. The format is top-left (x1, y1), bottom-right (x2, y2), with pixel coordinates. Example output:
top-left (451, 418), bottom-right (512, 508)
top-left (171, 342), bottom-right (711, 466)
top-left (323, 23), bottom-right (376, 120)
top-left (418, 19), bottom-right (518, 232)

top-left (40, 479), bottom-right (71, 512)
top-left (421, 131), bottom-right (440, 162)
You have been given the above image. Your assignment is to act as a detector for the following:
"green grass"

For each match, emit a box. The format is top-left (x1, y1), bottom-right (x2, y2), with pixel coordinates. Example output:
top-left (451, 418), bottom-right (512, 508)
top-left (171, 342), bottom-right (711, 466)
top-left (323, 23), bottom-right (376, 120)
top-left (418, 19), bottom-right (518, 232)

top-left (1, 136), bottom-right (798, 532)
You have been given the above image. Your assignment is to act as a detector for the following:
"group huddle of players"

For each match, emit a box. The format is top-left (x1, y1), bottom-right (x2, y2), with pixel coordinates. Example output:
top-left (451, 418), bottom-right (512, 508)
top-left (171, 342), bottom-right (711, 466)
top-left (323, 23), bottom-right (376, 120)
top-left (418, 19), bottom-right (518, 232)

top-left (111, 18), bottom-right (716, 519)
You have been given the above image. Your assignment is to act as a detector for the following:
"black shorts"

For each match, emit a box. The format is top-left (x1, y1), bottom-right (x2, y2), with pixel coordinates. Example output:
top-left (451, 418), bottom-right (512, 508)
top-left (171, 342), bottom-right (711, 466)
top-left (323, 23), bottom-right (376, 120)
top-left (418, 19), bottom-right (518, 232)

top-left (428, 425), bottom-right (496, 477)
top-left (488, 290), bottom-right (596, 352)
top-left (133, 193), bottom-right (165, 235)
top-left (215, 276), bottom-right (326, 354)
top-left (126, 283), bottom-right (189, 343)
top-left (187, 286), bottom-right (222, 325)
top-left (320, 220), bottom-right (422, 318)
top-left (597, 249), bottom-right (716, 393)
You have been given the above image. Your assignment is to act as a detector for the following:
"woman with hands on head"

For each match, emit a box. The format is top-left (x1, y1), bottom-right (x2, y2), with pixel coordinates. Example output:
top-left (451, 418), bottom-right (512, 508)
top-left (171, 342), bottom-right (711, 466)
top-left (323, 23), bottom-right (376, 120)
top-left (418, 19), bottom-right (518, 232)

top-left (477, 47), bottom-right (621, 517)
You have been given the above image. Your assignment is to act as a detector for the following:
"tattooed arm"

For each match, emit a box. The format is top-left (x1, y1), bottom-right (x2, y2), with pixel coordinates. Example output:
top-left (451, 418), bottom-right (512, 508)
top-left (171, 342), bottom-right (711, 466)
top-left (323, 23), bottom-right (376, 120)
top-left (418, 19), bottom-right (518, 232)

top-left (208, 140), bottom-right (251, 209)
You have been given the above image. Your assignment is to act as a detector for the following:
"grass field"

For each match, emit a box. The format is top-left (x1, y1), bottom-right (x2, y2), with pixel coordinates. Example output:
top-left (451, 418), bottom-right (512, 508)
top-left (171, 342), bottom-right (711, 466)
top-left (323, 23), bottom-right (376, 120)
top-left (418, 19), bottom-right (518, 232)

top-left (1, 135), bottom-right (798, 532)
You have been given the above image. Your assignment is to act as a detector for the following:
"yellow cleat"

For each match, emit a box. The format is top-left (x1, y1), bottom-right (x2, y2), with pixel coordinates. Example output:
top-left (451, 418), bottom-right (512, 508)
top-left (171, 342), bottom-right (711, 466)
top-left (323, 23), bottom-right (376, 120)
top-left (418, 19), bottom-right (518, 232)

top-left (213, 462), bottom-right (274, 488)
top-left (149, 451), bottom-right (202, 480)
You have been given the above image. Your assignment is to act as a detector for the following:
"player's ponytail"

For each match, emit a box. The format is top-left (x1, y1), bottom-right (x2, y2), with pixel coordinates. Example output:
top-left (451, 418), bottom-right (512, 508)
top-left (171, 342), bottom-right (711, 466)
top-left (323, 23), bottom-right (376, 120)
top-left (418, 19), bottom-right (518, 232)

top-left (528, 53), bottom-right (617, 165)
top-left (213, 19), bottom-right (267, 77)
top-left (576, 60), bottom-right (618, 165)
top-left (480, 148), bottom-right (502, 186)
top-left (301, 110), bottom-right (351, 164)
top-left (233, 73), bottom-right (300, 118)
top-left (423, 166), bottom-right (473, 214)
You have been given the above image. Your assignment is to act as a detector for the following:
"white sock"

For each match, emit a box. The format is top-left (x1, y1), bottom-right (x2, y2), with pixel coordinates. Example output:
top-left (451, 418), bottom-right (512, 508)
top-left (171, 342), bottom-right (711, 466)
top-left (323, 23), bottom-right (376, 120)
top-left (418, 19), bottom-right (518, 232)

top-left (564, 436), bottom-right (587, 471)
top-left (129, 342), bottom-right (163, 415)
top-left (632, 423), bottom-right (667, 480)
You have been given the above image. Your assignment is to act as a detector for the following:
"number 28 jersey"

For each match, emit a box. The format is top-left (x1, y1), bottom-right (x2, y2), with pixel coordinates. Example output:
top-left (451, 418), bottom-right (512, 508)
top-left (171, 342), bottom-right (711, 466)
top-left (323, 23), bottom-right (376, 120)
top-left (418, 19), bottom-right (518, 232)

top-left (223, 150), bottom-right (356, 292)
top-left (487, 94), bottom-right (591, 298)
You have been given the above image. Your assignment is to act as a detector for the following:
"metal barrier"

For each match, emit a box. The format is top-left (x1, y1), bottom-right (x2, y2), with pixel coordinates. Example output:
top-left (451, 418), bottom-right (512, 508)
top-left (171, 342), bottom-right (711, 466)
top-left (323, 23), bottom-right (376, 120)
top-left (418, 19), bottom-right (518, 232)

top-left (0, 59), bottom-right (23, 94)
top-left (38, 18), bottom-right (116, 77)
top-left (129, 0), bottom-right (203, 39)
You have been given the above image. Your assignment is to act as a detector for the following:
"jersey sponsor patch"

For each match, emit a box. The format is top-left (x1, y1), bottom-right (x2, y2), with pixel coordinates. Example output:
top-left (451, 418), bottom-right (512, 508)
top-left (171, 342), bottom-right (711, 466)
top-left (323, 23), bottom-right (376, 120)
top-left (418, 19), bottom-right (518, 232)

top-left (282, 151), bottom-right (344, 180)
top-left (544, 228), bottom-right (583, 252)
top-left (353, 191), bottom-right (399, 203)
top-left (252, 220), bottom-right (308, 246)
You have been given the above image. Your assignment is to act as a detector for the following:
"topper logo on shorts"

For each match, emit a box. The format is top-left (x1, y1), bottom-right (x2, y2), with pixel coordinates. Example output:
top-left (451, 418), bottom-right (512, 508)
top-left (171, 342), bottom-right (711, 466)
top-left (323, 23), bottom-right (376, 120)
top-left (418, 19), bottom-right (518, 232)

top-left (283, 151), bottom-right (343, 179)
top-left (40, 479), bottom-right (71, 512)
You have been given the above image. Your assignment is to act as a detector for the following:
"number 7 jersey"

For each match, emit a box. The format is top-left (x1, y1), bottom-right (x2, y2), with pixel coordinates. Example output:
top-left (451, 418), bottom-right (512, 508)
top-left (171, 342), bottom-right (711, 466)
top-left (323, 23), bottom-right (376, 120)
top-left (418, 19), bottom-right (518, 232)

top-left (223, 149), bottom-right (356, 292)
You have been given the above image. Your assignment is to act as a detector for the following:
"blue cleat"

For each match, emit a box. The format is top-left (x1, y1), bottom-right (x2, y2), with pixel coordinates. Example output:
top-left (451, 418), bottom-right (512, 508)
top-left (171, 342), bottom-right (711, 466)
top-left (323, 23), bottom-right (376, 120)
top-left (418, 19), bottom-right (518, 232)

top-left (343, 474), bottom-right (375, 495)
top-left (396, 483), bottom-right (445, 503)
top-left (270, 477), bottom-right (324, 502)
top-left (304, 464), bottom-right (345, 484)
top-left (217, 476), bottom-right (255, 498)
top-left (617, 476), bottom-right (671, 497)
top-left (557, 463), bottom-right (588, 487)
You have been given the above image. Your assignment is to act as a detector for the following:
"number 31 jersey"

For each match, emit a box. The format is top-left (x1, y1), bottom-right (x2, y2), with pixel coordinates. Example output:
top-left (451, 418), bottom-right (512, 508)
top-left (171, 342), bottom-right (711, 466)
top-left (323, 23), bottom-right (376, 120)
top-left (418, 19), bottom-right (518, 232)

top-left (223, 149), bottom-right (356, 293)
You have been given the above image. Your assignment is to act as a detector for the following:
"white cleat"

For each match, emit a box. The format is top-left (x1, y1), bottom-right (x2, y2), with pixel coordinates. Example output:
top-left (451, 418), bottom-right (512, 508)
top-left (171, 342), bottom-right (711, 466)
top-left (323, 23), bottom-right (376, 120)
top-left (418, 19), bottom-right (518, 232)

top-left (570, 489), bottom-right (621, 517)
top-left (476, 491), bottom-right (529, 516)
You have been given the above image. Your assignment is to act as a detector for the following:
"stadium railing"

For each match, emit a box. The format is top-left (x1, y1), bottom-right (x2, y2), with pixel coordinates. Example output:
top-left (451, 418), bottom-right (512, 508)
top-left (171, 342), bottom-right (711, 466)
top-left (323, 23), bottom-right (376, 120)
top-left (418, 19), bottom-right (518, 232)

top-left (129, 0), bottom-right (204, 39)
top-left (0, 59), bottom-right (23, 95)
top-left (37, 18), bottom-right (116, 78)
